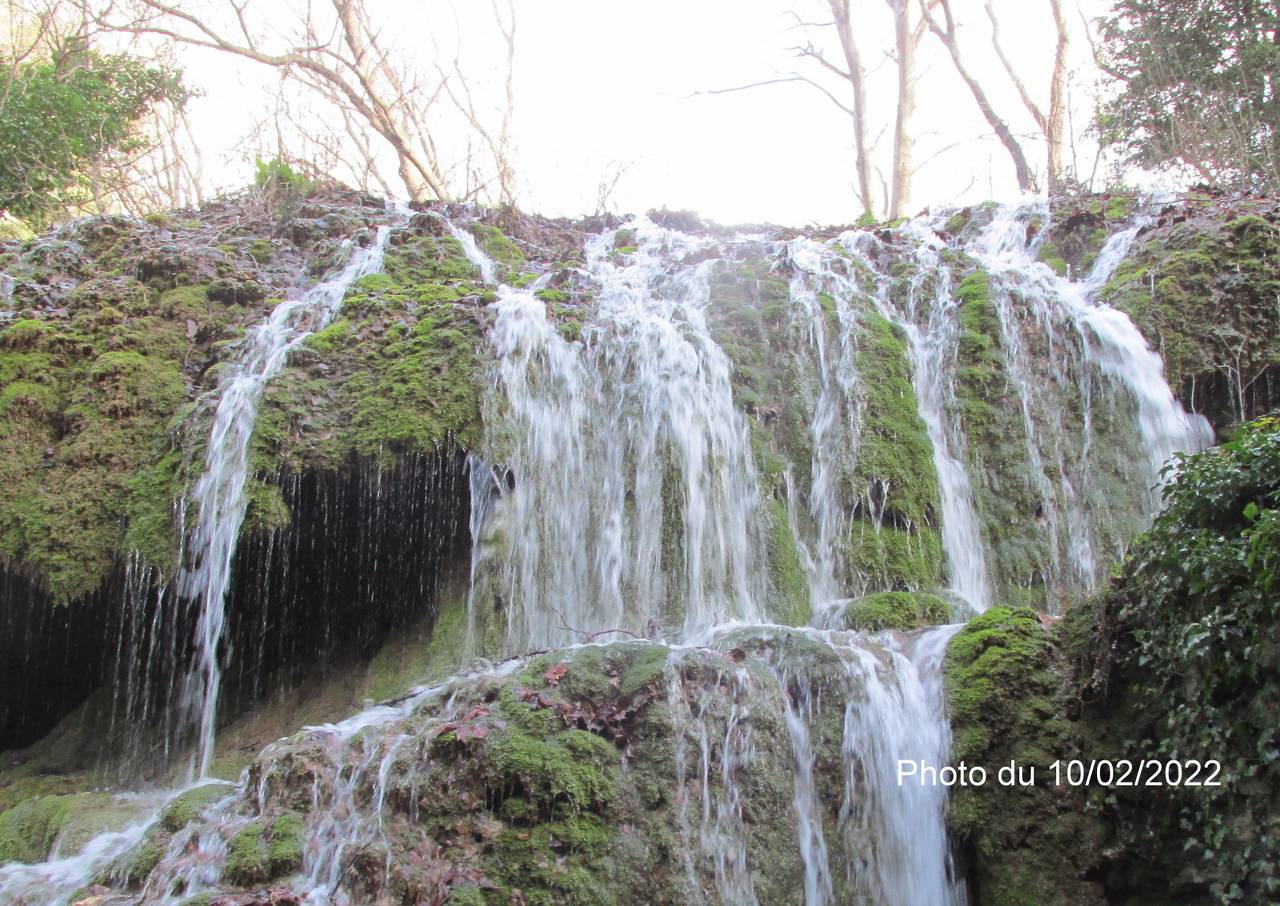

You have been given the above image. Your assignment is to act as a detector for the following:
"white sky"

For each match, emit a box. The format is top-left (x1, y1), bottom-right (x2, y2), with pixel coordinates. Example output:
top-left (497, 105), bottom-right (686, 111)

top-left (166, 0), bottom-right (1121, 225)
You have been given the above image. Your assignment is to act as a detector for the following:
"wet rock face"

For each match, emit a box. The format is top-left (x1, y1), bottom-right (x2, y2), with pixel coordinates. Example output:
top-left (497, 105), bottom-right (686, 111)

top-left (123, 630), bottom-right (946, 906)
top-left (0, 189), bottom-right (394, 608)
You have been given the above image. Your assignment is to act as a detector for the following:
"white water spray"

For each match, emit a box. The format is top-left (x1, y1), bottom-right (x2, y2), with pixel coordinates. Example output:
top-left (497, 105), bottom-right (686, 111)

top-left (467, 218), bottom-right (766, 650)
top-left (181, 214), bottom-right (400, 778)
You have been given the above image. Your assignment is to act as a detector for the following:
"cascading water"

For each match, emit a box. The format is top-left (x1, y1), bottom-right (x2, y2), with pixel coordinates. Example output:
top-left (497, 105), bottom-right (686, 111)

top-left (784, 238), bottom-right (863, 609)
top-left (180, 212), bottom-right (400, 778)
top-left (672, 623), bottom-right (963, 906)
top-left (787, 227), bottom-right (992, 612)
top-left (867, 222), bottom-right (992, 612)
top-left (467, 217), bottom-right (766, 651)
top-left (970, 202), bottom-right (1211, 595)
top-left (5, 200), bottom-right (1222, 906)
top-left (0, 783), bottom-right (230, 906)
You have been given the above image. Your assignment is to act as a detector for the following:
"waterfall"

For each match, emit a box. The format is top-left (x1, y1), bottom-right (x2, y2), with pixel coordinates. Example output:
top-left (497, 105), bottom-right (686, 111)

top-left (179, 213), bottom-right (400, 778)
top-left (0, 783), bottom-right (227, 906)
top-left (4, 199), bottom-right (1223, 906)
top-left (970, 202), bottom-right (1211, 594)
top-left (667, 651), bottom-right (762, 906)
top-left (787, 228), bottom-right (991, 612)
top-left (677, 623), bottom-right (962, 906)
top-left (785, 238), bottom-right (863, 609)
top-left (468, 217), bottom-right (766, 651)
top-left (868, 222), bottom-right (992, 611)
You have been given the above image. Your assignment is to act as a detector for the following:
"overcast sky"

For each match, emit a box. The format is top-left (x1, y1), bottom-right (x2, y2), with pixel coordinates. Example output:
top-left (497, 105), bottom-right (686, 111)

top-left (169, 0), bottom-right (1124, 225)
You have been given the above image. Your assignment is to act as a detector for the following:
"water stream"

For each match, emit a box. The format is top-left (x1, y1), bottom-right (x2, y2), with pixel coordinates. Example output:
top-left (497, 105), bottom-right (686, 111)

top-left (466, 217), bottom-right (766, 651)
top-left (1, 201), bottom-right (1217, 905)
top-left (180, 211), bottom-right (401, 778)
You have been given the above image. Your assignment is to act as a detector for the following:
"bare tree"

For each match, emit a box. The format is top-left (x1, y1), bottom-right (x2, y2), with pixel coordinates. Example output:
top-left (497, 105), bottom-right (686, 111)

top-left (439, 0), bottom-right (516, 207)
top-left (82, 0), bottom-right (517, 204)
top-left (807, 0), bottom-right (874, 216)
top-left (884, 0), bottom-right (938, 218)
top-left (92, 90), bottom-right (204, 213)
top-left (786, 0), bottom-right (936, 218)
top-left (1, 1), bottom-right (63, 112)
top-left (985, 0), bottom-right (1069, 192)
top-left (918, 0), bottom-right (1037, 192)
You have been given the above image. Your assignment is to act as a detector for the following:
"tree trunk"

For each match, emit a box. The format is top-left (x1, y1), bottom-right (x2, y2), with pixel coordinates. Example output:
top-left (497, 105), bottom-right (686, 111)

top-left (829, 0), bottom-right (875, 216)
top-left (889, 0), bottom-right (914, 219)
top-left (1045, 0), bottom-right (1069, 192)
top-left (923, 0), bottom-right (1037, 193)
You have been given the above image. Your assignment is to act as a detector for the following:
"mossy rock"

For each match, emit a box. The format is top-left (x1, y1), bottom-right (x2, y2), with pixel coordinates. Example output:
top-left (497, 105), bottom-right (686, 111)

top-left (223, 811), bottom-right (304, 886)
top-left (834, 590), bottom-right (952, 632)
top-left (160, 783), bottom-right (234, 832)
top-left (0, 793), bottom-right (75, 862)
top-left (253, 233), bottom-right (484, 473)
top-left (944, 607), bottom-right (1105, 906)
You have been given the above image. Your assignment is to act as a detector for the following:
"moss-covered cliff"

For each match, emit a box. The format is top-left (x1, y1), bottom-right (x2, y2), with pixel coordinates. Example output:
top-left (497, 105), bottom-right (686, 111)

top-left (947, 417), bottom-right (1280, 906)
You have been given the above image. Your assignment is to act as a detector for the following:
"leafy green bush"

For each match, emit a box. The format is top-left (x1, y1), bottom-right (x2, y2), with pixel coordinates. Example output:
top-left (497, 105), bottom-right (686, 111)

top-left (253, 157), bottom-right (313, 196)
top-left (0, 46), bottom-right (185, 226)
top-left (1089, 416), bottom-right (1280, 902)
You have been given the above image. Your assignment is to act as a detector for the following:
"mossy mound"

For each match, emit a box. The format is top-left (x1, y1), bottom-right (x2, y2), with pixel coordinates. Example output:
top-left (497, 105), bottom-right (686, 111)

top-left (0, 193), bottom-right (385, 600)
top-left (1101, 195), bottom-right (1280, 427)
top-left (1036, 193), bottom-right (1138, 277)
top-left (833, 590), bottom-right (952, 631)
top-left (223, 812), bottom-right (304, 886)
top-left (944, 607), bottom-right (1105, 906)
top-left (0, 792), bottom-right (75, 862)
top-left (122, 636), bottom-right (917, 904)
top-left (160, 782), bottom-right (234, 832)
top-left (253, 228), bottom-right (489, 473)
top-left (0, 789), bottom-right (147, 863)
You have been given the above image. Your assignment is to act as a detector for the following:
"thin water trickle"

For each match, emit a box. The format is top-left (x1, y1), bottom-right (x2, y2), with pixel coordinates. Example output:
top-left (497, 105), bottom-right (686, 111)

top-left (181, 209), bottom-right (402, 778)
top-left (786, 237), bottom-right (862, 610)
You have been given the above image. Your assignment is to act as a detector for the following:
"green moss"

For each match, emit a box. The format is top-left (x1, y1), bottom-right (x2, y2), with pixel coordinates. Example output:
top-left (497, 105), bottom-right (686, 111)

top-left (157, 284), bottom-right (211, 321)
top-left (1100, 199), bottom-right (1280, 426)
top-left (837, 590), bottom-right (951, 631)
top-left (486, 815), bottom-right (618, 905)
top-left (535, 288), bottom-right (570, 305)
top-left (949, 267), bottom-right (1056, 611)
top-left (467, 222), bottom-right (526, 279)
top-left (254, 234), bottom-right (484, 473)
top-left (363, 582), bottom-right (472, 701)
top-left (853, 312), bottom-right (939, 529)
top-left (160, 783), bottom-right (232, 833)
top-left (946, 607), bottom-right (1056, 757)
top-left (248, 238), bottom-right (274, 264)
top-left (0, 794), bottom-right (73, 863)
top-left (1036, 243), bottom-right (1069, 277)
top-left (223, 812), bottom-right (304, 886)
top-left (486, 726), bottom-right (618, 814)
top-left (766, 497), bottom-right (809, 625)
top-left (0, 309), bottom-right (194, 599)
top-left (224, 821), bottom-right (268, 885)
top-left (1103, 194), bottom-right (1135, 221)
top-left (303, 317), bottom-right (351, 353)
top-left (115, 833), bottom-right (165, 887)
top-left (243, 479), bottom-right (290, 533)
top-left (944, 607), bottom-right (1103, 906)
top-left (267, 811), bottom-right (304, 875)
top-left (121, 450), bottom-right (182, 570)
